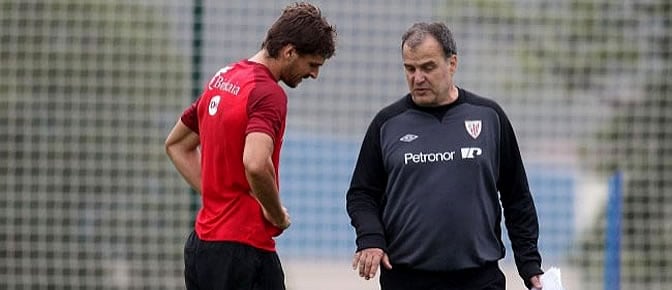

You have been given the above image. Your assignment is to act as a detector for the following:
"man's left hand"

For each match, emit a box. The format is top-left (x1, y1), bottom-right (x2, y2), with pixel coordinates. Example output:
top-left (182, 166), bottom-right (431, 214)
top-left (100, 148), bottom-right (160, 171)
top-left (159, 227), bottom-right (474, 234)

top-left (530, 274), bottom-right (542, 289)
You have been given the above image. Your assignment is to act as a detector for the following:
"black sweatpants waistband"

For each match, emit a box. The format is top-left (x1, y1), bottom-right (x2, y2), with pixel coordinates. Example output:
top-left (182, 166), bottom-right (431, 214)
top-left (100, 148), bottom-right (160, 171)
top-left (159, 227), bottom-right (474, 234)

top-left (380, 262), bottom-right (505, 290)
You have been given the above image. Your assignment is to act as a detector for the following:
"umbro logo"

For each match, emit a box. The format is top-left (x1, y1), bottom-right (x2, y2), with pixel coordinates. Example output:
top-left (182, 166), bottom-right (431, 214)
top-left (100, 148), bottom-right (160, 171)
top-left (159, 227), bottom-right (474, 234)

top-left (399, 134), bottom-right (419, 143)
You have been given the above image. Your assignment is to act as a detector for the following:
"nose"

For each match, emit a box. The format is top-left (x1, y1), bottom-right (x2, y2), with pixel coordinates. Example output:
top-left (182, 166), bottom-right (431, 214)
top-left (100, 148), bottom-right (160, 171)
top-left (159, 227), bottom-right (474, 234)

top-left (412, 71), bottom-right (425, 84)
top-left (309, 68), bottom-right (319, 79)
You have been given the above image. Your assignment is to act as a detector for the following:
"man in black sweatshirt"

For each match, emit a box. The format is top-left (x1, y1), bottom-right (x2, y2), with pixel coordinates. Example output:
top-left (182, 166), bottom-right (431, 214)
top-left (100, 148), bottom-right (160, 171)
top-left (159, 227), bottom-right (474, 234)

top-left (346, 22), bottom-right (544, 290)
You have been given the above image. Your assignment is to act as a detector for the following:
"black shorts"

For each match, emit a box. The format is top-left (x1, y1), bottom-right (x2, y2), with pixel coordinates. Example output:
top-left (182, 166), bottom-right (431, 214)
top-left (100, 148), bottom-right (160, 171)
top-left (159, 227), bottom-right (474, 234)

top-left (183, 231), bottom-right (286, 290)
top-left (380, 261), bottom-right (506, 290)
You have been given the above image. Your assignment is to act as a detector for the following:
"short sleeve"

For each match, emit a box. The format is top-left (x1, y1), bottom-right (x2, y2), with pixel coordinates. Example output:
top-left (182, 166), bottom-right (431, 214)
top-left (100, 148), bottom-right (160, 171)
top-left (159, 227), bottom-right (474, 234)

top-left (245, 83), bottom-right (287, 140)
top-left (180, 99), bottom-right (200, 134)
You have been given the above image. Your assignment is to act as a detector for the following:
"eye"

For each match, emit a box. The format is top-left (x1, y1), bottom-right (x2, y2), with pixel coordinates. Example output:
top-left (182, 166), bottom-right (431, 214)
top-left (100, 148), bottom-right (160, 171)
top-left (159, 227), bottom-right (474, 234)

top-left (422, 64), bottom-right (436, 72)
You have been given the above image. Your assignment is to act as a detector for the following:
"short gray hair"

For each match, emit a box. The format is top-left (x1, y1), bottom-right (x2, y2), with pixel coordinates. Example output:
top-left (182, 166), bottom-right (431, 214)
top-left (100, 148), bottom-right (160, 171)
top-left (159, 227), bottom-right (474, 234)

top-left (401, 22), bottom-right (457, 57)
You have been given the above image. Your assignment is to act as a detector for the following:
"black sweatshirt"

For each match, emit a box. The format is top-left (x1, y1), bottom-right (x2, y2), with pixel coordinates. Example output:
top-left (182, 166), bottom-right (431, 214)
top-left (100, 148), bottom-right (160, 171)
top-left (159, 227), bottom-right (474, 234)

top-left (346, 88), bottom-right (543, 285)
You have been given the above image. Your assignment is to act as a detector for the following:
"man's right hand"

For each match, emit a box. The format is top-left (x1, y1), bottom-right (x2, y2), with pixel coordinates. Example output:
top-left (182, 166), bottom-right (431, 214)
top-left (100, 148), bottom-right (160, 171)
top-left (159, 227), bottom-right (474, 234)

top-left (352, 248), bottom-right (392, 280)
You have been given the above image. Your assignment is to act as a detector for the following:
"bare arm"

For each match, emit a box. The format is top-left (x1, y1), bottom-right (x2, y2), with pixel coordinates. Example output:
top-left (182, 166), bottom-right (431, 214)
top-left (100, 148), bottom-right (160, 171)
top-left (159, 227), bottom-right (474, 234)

top-left (243, 132), bottom-right (290, 229)
top-left (165, 119), bottom-right (201, 193)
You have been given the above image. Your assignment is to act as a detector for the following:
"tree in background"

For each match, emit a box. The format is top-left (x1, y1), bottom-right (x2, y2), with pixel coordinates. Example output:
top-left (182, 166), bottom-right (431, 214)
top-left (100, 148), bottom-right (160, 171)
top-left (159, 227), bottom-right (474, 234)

top-left (440, 0), bottom-right (671, 288)
top-left (585, 2), bottom-right (671, 287)
top-left (0, 1), bottom-right (188, 288)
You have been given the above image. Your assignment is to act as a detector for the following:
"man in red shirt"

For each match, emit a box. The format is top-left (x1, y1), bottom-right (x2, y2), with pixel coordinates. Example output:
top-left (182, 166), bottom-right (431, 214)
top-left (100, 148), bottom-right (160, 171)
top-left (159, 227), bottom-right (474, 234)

top-left (164, 3), bottom-right (336, 289)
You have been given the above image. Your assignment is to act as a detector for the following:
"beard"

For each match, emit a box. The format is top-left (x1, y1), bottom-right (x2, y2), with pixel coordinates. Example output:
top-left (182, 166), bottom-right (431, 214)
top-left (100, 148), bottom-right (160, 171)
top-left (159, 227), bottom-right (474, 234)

top-left (283, 79), bottom-right (299, 88)
top-left (282, 75), bottom-right (306, 88)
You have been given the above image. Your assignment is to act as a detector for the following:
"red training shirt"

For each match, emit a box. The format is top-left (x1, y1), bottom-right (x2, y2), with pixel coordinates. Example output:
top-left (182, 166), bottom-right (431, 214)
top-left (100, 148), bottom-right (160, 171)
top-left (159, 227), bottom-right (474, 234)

top-left (180, 60), bottom-right (287, 252)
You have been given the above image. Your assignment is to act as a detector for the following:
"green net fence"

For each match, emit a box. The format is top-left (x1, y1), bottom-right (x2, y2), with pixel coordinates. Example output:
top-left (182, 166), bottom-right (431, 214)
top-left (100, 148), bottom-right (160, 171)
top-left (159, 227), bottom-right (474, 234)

top-left (1, 0), bottom-right (670, 289)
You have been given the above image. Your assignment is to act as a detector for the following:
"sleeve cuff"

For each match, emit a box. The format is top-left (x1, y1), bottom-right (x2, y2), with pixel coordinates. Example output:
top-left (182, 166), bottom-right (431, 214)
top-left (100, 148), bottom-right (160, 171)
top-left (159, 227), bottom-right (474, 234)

top-left (356, 233), bottom-right (387, 252)
top-left (520, 262), bottom-right (544, 289)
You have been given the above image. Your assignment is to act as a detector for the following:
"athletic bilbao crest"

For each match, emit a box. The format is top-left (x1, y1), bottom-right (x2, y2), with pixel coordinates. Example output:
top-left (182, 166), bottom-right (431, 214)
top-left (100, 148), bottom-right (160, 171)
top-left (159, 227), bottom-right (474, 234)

top-left (465, 120), bottom-right (482, 139)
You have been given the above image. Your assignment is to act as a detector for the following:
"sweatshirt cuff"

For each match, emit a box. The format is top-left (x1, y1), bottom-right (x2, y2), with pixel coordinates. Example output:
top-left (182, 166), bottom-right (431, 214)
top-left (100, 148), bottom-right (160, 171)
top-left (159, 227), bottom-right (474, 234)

top-left (355, 233), bottom-right (387, 252)
top-left (520, 262), bottom-right (544, 289)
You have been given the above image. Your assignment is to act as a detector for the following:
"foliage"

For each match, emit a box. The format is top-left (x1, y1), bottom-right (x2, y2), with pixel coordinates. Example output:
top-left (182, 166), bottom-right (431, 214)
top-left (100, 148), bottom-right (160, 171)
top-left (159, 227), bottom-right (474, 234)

top-left (439, 0), bottom-right (671, 287)
top-left (0, 0), bottom-right (188, 288)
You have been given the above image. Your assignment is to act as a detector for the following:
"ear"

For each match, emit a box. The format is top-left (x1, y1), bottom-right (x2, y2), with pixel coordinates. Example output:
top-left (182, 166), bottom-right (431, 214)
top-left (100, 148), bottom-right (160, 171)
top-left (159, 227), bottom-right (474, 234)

top-left (280, 44), bottom-right (297, 61)
top-left (448, 54), bottom-right (458, 73)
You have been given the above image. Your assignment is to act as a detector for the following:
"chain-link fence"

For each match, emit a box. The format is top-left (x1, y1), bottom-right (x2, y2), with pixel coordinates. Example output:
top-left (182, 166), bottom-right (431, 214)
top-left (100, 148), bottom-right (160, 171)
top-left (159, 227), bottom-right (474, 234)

top-left (1, 0), bottom-right (670, 289)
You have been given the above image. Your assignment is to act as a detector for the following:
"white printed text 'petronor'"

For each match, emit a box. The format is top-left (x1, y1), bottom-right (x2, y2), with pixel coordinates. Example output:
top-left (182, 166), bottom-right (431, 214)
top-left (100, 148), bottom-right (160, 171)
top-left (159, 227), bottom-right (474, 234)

top-left (404, 151), bottom-right (455, 164)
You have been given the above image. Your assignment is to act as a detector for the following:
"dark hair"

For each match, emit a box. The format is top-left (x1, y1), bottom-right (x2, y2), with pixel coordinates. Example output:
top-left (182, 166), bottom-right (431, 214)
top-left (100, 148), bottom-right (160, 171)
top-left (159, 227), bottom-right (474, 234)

top-left (401, 22), bottom-right (457, 57)
top-left (262, 2), bottom-right (337, 59)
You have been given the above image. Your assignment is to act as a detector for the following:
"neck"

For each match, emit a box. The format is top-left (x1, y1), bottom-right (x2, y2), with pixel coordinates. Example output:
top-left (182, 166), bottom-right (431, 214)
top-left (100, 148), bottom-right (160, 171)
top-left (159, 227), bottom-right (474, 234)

top-left (445, 85), bottom-right (459, 104)
top-left (248, 50), bottom-right (282, 81)
top-left (431, 85), bottom-right (459, 106)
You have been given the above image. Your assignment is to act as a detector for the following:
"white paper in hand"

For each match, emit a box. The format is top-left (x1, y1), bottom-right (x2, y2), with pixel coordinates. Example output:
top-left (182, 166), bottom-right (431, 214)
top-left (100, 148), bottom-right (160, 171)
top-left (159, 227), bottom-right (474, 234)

top-left (537, 267), bottom-right (565, 290)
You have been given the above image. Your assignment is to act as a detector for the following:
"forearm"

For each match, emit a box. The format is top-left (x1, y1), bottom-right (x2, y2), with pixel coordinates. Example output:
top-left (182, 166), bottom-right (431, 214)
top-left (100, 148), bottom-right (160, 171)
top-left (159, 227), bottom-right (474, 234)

top-left (165, 119), bottom-right (201, 193)
top-left (496, 114), bottom-right (542, 280)
top-left (168, 148), bottom-right (201, 193)
top-left (347, 188), bottom-right (387, 251)
top-left (500, 166), bottom-right (541, 278)
top-left (503, 196), bottom-right (542, 280)
top-left (243, 132), bottom-right (285, 225)
top-left (245, 160), bottom-right (284, 220)
top-left (347, 121), bottom-right (388, 250)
